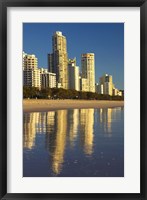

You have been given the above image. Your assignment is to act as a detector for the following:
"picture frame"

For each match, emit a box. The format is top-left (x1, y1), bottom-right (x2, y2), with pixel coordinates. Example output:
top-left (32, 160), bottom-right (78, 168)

top-left (0, 0), bottom-right (147, 199)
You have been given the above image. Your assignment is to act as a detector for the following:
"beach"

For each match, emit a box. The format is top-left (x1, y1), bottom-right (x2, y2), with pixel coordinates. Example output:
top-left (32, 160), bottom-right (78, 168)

top-left (23, 99), bottom-right (124, 113)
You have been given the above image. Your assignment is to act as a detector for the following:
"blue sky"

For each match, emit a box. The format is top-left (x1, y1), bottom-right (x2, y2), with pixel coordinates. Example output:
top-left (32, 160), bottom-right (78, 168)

top-left (23, 23), bottom-right (124, 90)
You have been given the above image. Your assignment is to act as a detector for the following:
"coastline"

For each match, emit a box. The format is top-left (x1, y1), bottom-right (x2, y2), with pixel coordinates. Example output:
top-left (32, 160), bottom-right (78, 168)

top-left (23, 99), bottom-right (124, 113)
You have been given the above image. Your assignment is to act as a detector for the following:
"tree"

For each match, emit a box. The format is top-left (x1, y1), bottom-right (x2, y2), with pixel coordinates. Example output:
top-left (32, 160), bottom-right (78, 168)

top-left (23, 86), bottom-right (39, 98)
top-left (40, 87), bottom-right (52, 99)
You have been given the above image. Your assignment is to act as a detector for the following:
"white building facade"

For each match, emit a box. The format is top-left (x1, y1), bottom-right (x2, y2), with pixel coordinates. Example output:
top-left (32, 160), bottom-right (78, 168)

top-left (48, 31), bottom-right (68, 89)
top-left (40, 68), bottom-right (56, 88)
top-left (98, 74), bottom-right (122, 96)
top-left (23, 53), bottom-right (41, 88)
top-left (98, 74), bottom-right (113, 96)
top-left (81, 53), bottom-right (95, 92)
top-left (68, 58), bottom-right (80, 91)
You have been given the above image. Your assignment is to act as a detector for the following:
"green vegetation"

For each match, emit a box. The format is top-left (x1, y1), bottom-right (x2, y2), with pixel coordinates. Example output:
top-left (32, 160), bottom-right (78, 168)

top-left (23, 86), bottom-right (124, 101)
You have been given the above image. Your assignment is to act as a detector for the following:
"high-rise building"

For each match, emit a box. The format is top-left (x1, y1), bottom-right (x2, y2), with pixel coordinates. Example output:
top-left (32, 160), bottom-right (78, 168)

top-left (98, 74), bottom-right (123, 96)
top-left (80, 78), bottom-right (88, 92)
top-left (68, 58), bottom-right (80, 91)
top-left (48, 53), bottom-right (54, 73)
top-left (40, 68), bottom-right (56, 88)
top-left (81, 53), bottom-right (95, 92)
top-left (23, 54), bottom-right (41, 88)
top-left (48, 31), bottom-right (68, 89)
top-left (95, 83), bottom-right (99, 93)
top-left (99, 74), bottom-right (113, 96)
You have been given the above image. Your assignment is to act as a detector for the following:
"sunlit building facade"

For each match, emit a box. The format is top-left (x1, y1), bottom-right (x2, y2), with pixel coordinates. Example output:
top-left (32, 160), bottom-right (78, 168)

top-left (113, 88), bottom-right (122, 96)
top-left (98, 74), bottom-right (113, 96)
top-left (23, 54), bottom-right (41, 88)
top-left (81, 53), bottom-right (95, 92)
top-left (80, 78), bottom-right (88, 91)
top-left (40, 68), bottom-right (56, 88)
top-left (48, 31), bottom-right (68, 89)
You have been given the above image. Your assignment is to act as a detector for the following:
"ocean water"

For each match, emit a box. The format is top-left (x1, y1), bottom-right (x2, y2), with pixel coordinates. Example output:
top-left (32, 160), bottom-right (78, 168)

top-left (23, 107), bottom-right (124, 177)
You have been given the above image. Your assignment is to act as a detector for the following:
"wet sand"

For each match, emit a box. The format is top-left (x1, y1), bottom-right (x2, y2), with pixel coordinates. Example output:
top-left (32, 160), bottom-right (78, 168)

top-left (23, 99), bottom-right (124, 113)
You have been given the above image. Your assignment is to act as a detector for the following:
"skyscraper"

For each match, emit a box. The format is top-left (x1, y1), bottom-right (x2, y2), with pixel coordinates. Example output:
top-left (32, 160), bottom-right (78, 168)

top-left (48, 31), bottom-right (68, 89)
top-left (81, 53), bottom-right (95, 92)
top-left (68, 58), bottom-right (80, 91)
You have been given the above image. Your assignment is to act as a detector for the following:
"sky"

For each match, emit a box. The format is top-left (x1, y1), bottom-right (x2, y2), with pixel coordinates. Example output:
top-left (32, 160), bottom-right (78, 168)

top-left (23, 23), bottom-right (124, 90)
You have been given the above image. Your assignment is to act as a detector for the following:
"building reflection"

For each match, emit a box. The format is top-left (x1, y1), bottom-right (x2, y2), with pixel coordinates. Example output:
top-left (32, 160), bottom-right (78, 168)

top-left (52, 110), bottom-right (68, 174)
top-left (46, 111), bottom-right (55, 133)
top-left (23, 112), bottom-right (56, 149)
top-left (68, 109), bottom-right (79, 147)
top-left (80, 109), bottom-right (94, 155)
top-left (23, 112), bottom-right (39, 149)
top-left (36, 112), bottom-right (47, 133)
top-left (46, 110), bottom-right (68, 175)
top-left (23, 107), bottom-right (124, 177)
top-left (23, 108), bottom-right (95, 174)
top-left (99, 107), bottom-right (123, 136)
top-left (99, 108), bottom-right (112, 136)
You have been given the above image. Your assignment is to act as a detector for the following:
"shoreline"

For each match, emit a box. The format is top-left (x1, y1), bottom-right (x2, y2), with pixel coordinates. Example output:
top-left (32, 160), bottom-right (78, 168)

top-left (23, 99), bottom-right (124, 113)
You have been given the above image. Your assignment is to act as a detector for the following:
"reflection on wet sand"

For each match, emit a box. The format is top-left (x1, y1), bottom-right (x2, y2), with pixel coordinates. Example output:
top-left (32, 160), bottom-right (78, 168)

top-left (23, 113), bottom-right (39, 149)
top-left (68, 109), bottom-right (79, 147)
top-left (99, 108), bottom-right (112, 135)
top-left (80, 109), bottom-right (94, 155)
top-left (51, 110), bottom-right (67, 174)
top-left (99, 107), bottom-right (123, 136)
top-left (23, 107), bottom-right (122, 175)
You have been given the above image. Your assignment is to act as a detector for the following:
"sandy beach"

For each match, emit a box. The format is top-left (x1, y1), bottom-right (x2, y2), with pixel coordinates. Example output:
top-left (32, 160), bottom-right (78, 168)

top-left (23, 99), bottom-right (124, 113)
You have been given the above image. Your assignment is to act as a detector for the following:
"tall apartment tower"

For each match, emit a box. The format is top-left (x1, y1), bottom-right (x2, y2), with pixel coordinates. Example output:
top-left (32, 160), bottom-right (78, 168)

top-left (23, 54), bottom-right (41, 88)
top-left (48, 31), bottom-right (68, 89)
top-left (99, 74), bottom-right (113, 96)
top-left (81, 53), bottom-right (95, 92)
top-left (68, 58), bottom-right (80, 91)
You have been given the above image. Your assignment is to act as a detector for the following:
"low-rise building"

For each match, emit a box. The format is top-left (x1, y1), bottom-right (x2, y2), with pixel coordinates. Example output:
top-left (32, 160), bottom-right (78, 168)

top-left (23, 68), bottom-right (41, 88)
top-left (23, 53), bottom-right (41, 88)
top-left (40, 68), bottom-right (56, 88)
